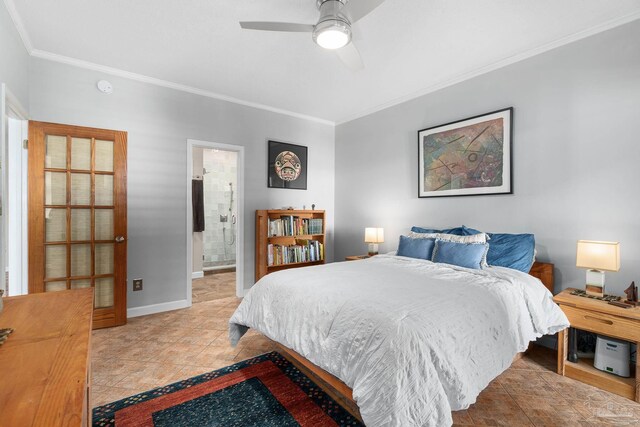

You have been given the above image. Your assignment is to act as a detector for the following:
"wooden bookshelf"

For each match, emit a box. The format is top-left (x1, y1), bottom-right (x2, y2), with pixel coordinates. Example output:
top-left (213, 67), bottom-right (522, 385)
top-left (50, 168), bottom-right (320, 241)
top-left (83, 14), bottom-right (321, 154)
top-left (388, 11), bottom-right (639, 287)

top-left (255, 210), bottom-right (326, 282)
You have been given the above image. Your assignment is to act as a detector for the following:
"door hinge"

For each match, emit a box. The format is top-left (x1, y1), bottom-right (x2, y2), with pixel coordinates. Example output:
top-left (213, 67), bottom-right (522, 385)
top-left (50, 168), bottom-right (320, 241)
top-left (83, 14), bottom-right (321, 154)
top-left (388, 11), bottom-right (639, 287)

top-left (23, 139), bottom-right (28, 149)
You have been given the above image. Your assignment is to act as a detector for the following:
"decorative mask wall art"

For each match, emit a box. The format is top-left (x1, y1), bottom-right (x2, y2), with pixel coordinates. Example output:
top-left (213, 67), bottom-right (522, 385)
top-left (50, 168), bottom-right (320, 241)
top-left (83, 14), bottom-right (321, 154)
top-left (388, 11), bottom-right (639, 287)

top-left (268, 140), bottom-right (308, 190)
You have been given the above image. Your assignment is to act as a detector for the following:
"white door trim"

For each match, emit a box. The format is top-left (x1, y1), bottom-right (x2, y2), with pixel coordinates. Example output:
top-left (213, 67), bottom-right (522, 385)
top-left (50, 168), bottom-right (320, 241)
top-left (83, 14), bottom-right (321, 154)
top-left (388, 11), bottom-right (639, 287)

top-left (1, 84), bottom-right (28, 296)
top-left (186, 139), bottom-right (245, 304)
top-left (4, 87), bottom-right (28, 120)
top-left (6, 117), bottom-right (28, 296)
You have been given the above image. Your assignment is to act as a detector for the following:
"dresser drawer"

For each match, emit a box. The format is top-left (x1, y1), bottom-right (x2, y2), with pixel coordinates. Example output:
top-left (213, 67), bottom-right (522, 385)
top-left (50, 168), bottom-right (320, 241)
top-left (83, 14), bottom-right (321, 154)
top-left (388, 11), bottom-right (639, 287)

top-left (563, 305), bottom-right (640, 342)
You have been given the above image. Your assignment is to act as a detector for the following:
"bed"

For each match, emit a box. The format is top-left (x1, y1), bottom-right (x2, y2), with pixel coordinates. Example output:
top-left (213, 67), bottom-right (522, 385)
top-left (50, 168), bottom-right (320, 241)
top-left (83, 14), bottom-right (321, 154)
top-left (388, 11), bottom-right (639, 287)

top-left (229, 254), bottom-right (569, 426)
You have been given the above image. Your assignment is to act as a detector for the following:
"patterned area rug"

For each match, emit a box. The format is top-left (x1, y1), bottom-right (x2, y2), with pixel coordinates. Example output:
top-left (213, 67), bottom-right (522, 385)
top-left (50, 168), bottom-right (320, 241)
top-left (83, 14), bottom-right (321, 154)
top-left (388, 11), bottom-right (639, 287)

top-left (92, 351), bottom-right (363, 427)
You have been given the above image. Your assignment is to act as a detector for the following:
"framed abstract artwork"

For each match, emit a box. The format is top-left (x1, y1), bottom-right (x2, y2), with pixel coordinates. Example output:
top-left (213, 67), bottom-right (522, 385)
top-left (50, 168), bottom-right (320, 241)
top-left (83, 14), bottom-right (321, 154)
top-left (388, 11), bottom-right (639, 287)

top-left (268, 140), bottom-right (308, 190)
top-left (418, 107), bottom-right (513, 198)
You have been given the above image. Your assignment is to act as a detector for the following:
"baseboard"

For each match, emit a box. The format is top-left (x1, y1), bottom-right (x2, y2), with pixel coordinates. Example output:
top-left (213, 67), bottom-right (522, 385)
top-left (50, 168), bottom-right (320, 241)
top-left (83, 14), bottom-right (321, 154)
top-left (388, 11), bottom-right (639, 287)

top-left (192, 271), bottom-right (204, 279)
top-left (127, 299), bottom-right (191, 318)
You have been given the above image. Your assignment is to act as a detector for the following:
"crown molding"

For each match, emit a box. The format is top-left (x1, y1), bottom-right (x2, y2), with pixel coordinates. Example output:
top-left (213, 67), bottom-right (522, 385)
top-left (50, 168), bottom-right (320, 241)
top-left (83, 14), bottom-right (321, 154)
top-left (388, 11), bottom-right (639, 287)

top-left (4, 1), bottom-right (334, 125)
top-left (335, 10), bottom-right (640, 125)
top-left (4, 0), bottom-right (640, 126)
top-left (30, 49), bottom-right (335, 126)
top-left (3, 0), bottom-right (33, 53)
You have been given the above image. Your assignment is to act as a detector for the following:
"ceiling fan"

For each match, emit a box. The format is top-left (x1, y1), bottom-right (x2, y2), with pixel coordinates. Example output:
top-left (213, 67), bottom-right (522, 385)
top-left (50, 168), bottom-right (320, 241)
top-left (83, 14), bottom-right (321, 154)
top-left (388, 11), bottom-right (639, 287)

top-left (239, 0), bottom-right (387, 70)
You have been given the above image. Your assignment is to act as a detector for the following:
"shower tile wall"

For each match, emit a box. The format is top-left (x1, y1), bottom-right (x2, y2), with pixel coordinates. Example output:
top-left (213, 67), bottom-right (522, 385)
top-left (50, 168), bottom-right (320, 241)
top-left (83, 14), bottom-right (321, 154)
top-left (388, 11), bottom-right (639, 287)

top-left (202, 149), bottom-right (237, 268)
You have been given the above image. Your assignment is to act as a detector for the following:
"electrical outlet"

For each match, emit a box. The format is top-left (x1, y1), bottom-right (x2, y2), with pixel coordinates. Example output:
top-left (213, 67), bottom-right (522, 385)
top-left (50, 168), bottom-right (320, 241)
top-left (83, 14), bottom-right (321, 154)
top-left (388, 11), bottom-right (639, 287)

top-left (133, 278), bottom-right (143, 291)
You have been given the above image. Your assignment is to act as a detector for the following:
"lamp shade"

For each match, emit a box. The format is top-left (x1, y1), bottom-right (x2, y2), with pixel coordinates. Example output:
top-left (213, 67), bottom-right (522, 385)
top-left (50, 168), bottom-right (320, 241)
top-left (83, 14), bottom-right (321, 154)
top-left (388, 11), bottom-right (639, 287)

top-left (576, 240), bottom-right (620, 272)
top-left (364, 227), bottom-right (384, 244)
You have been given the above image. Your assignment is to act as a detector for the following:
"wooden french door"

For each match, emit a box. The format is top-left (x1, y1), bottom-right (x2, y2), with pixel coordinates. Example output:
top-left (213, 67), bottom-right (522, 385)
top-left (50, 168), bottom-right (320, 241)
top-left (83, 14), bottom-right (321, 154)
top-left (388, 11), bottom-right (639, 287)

top-left (28, 121), bottom-right (127, 329)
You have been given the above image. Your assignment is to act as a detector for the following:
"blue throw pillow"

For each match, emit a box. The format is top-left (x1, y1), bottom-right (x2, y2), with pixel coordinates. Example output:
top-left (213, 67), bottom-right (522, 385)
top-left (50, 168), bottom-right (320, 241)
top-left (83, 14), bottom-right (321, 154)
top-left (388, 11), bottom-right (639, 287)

top-left (461, 226), bottom-right (535, 272)
top-left (486, 233), bottom-right (535, 272)
top-left (411, 226), bottom-right (465, 236)
top-left (397, 235), bottom-right (435, 260)
top-left (461, 225), bottom-right (482, 235)
top-left (432, 239), bottom-right (488, 270)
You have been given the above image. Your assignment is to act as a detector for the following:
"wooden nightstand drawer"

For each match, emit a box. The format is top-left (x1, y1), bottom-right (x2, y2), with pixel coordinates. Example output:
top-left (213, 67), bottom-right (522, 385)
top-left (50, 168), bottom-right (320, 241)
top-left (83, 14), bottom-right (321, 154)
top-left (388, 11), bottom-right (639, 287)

top-left (562, 305), bottom-right (640, 342)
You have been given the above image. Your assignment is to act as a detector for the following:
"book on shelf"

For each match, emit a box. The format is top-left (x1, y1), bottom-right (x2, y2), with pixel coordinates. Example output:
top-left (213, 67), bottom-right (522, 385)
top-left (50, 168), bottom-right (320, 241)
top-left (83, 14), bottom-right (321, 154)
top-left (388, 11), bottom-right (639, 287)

top-left (267, 240), bottom-right (324, 266)
top-left (268, 216), bottom-right (323, 237)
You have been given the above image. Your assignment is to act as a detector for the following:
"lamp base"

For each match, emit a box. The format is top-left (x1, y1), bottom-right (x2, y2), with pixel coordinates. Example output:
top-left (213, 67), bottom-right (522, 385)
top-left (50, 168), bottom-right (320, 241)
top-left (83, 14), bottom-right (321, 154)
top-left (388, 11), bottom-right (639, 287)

top-left (367, 243), bottom-right (379, 256)
top-left (585, 269), bottom-right (605, 297)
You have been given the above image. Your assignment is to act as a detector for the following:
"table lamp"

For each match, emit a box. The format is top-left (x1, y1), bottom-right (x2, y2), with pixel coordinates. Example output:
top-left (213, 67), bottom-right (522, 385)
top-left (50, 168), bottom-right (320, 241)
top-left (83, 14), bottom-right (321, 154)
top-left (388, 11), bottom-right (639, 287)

top-left (365, 227), bottom-right (384, 256)
top-left (576, 240), bottom-right (620, 297)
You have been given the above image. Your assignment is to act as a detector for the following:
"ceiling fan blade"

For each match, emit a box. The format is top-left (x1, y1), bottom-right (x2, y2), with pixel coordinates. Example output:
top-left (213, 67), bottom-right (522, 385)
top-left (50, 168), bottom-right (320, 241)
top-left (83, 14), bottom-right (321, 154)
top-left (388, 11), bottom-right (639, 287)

top-left (335, 42), bottom-right (364, 71)
top-left (239, 22), bottom-right (315, 32)
top-left (343, 0), bottom-right (387, 23)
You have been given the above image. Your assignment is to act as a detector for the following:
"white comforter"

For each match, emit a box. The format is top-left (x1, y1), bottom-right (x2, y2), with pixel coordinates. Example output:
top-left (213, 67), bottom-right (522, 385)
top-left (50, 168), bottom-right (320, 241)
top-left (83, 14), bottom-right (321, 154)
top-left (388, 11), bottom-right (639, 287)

top-left (229, 255), bottom-right (569, 427)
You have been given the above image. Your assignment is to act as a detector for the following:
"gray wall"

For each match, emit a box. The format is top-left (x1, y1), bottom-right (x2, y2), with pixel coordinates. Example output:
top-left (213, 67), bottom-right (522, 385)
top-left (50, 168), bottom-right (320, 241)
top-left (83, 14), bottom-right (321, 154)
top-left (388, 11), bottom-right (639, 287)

top-left (335, 20), bottom-right (640, 295)
top-left (29, 58), bottom-right (335, 309)
top-left (0, 2), bottom-right (29, 109)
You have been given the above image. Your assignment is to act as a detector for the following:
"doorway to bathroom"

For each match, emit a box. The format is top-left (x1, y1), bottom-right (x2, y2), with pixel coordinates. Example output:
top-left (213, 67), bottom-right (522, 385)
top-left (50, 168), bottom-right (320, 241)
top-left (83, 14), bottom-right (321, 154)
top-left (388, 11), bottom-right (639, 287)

top-left (187, 140), bottom-right (244, 304)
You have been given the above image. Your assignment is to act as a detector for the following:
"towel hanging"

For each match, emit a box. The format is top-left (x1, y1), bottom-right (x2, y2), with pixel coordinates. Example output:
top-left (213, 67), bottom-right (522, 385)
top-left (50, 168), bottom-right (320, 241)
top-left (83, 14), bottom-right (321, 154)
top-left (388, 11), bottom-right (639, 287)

top-left (192, 179), bottom-right (205, 232)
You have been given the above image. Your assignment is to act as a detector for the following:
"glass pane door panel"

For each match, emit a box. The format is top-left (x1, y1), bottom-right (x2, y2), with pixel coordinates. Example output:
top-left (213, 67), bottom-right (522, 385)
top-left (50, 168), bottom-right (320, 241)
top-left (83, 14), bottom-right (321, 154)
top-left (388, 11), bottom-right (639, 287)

top-left (71, 173), bottom-right (91, 205)
top-left (45, 281), bottom-right (67, 292)
top-left (71, 279), bottom-right (91, 289)
top-left (71, 137), bottom-right (91, 170)
top-left (95, 209), bottom-right (114, 240)
top-left (95, 243), bottom-right (114, 275)
top-left (45, 245), bottom-right (67, 279)
top-left (95, 140), bottom-right (114, 172)
top-left (95, 278), bottom-right (114, 308)
top-left (71, 209), bottom-right (91, 241)
top-left (31, 123), bottom-right (126, 328)
top-left (71, 244), bottom-right (91, 277)
top-left (45, 208), bottom-right (66, 242)
top-left (45, 172), bottom-right (67, 205)
top-left (45, 135), bottom-right (66, 169)
top-left (95, 175), bottom-right (114, 206)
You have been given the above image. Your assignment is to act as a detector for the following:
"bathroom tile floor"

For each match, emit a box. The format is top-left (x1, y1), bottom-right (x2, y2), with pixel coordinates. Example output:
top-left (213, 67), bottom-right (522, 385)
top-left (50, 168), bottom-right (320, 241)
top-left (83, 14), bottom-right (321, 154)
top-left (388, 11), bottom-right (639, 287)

top-left (91, 299), bottom-right (640, 425)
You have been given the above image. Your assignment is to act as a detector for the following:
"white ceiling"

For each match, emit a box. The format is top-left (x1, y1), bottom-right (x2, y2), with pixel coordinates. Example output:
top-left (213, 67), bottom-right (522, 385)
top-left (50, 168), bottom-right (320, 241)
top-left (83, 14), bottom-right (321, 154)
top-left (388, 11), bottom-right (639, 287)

top-left (8, 0), bottom-right (640, 123)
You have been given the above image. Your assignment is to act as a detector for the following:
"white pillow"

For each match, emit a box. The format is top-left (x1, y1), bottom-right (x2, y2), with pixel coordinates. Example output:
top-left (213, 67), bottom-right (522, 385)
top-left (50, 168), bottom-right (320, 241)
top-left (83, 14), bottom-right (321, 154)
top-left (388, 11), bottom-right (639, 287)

top-left (407, 231), bottom-right (489, 244)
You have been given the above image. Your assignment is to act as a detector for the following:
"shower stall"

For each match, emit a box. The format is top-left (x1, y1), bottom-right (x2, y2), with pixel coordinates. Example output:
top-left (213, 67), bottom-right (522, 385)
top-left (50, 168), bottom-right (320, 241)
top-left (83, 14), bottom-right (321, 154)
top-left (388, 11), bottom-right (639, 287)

top-left (202, 149), bottom-right (237, 271)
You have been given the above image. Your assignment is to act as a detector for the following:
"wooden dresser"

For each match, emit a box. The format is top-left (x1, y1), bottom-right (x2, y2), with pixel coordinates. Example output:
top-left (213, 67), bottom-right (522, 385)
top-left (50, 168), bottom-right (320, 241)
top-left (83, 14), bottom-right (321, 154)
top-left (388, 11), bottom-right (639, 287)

top-left (0, 288), bottom-right (94, 426)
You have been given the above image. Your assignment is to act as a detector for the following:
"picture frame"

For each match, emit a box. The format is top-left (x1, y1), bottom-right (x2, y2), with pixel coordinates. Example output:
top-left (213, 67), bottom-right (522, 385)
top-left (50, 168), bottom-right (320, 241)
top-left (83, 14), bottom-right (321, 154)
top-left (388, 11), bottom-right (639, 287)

top-left (418, 107), bottom-right (513, 198)
top-left (267, 140), bottom-right (308, 190)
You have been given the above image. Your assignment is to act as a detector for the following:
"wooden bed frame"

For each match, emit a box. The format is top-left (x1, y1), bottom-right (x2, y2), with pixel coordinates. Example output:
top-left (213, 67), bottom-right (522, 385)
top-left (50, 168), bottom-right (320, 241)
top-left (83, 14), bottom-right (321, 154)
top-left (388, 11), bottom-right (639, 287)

top-left (276, 261), bottom-right (555, 421)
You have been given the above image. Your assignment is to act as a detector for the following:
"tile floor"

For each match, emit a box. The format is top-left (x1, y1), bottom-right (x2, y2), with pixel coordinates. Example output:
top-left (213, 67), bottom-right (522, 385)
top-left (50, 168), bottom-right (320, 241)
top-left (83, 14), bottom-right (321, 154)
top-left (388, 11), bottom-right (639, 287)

top-left (453, 345), bottom-right (640, 426)
top-left (91, 295), bottom-right (275, 409)
top-left (91, 295), bottom-right (640, 426)
top-left (192, 271), bottom-right (236, 303)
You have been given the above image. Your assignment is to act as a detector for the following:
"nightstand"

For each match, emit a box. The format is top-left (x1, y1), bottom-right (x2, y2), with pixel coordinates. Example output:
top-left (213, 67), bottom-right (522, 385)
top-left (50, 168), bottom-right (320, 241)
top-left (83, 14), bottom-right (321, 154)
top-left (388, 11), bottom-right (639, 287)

top-left (345, 255), bottom-right (370, 261)
top-left (553, 288), bottom-right (640, 402)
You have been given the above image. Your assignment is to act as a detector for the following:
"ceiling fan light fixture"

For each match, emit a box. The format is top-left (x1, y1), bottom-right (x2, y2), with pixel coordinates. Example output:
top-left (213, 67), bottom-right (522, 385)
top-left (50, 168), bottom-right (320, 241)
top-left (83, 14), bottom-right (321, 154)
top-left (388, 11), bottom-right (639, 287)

top-left (313, 19), bottom-right (351, 50)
